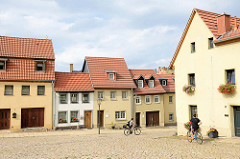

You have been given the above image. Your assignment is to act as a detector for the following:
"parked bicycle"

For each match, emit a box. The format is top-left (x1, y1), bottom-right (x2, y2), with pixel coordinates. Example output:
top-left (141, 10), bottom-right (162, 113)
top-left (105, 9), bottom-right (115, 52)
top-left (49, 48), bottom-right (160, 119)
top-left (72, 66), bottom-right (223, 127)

top-left (187, 129), bottom-right (203, 144)
top-left (123, 125), bottom-right (141, 136)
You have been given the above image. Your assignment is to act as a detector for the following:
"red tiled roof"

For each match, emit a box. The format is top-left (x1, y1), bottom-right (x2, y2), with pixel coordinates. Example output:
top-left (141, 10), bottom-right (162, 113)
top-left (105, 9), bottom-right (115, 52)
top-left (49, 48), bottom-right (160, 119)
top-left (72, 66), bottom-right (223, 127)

top-left (55, 72), bottom-right (94, 92)
top-left (0, 36), bottom-right (55, 60)
top-left (0, 59), bottom-right (55, 81)
top-left (156, 74), bottom-right (175, 93)
top-left (85, 57), bottom-right (136, 89)
top-left (129, 69), bottom-right (166, 95)
top-left (169, 8), bottom-right (240, 69)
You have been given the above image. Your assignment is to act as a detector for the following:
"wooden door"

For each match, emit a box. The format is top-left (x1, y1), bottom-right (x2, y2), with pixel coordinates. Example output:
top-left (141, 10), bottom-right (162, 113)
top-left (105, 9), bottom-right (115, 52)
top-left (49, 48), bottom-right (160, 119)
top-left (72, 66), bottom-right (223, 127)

top-left (97, 110), bottom-right (104, 127)
top-left (234, 107), bottom-right (240, 137)
top-left (0, 109), bottom-right (10, 130)
top-left (84, 111), bottom-right (92, 128)
top-left (146, 111), bottom-right (159, 127)
top-left (135, 112), bottom-right (140, 127)
top-left (21, 108), bottom-right (44, 128)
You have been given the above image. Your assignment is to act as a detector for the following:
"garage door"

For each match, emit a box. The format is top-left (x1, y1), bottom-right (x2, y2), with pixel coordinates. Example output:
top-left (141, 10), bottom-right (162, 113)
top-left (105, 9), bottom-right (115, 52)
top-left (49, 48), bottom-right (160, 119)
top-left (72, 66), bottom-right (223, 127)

top-left (21, 108), bottom-right (44, 128)
top-left (146, 111), bottom-right (159, 127)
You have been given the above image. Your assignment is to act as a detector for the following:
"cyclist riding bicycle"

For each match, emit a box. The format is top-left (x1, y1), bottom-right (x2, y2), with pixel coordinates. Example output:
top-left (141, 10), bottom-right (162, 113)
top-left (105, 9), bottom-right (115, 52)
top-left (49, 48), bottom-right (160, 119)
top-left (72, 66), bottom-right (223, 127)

top-left (127, 118), bottom-right (135, 133)
top-left (190, 114), bottom-right (202, 140)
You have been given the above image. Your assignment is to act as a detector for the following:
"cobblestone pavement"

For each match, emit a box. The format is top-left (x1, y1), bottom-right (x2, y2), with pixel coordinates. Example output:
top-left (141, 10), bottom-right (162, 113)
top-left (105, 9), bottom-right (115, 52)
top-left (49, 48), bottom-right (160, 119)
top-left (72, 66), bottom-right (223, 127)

top-left (0, 127), bottom-right (240, 159)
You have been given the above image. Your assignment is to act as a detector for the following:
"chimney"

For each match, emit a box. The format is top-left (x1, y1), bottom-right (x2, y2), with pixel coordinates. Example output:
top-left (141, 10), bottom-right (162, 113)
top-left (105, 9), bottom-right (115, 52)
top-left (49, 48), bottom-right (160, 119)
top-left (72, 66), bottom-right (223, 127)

top-left (70, 64), bottom-right (73, 72)
top-left (217, 13), bottom-right (231, 35)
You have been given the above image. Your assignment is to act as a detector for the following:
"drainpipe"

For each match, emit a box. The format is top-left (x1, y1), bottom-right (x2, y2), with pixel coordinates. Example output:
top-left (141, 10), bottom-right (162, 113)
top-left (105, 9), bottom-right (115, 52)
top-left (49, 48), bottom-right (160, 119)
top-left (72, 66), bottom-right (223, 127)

top-left (131, 88), bottom-right (134, 119)
top-left (51, 81), bottom-right (54, 130)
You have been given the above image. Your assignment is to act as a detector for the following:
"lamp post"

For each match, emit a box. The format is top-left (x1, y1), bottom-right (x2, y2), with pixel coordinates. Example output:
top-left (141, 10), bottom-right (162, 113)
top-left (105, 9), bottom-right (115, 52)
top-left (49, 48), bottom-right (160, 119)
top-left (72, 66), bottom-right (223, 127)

top-left (97, 98), bottom-right (102, 134)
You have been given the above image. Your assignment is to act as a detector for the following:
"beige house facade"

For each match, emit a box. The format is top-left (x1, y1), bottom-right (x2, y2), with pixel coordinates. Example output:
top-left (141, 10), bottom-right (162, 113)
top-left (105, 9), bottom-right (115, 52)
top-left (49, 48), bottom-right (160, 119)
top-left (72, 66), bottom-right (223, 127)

top-left (170, 8), bottom-right (240, 137)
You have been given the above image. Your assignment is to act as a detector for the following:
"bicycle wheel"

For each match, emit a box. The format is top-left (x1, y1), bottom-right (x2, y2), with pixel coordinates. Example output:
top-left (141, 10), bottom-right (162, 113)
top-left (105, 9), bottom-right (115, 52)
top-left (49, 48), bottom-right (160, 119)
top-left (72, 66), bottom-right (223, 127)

top-left (124, 129), bottom-right (131, 136)
top-left (187, 131), bottom-right (192, 143)
top-left (196, 131), bottom-right (203, 144)
top-left (134, 127), bottom-right (141, 135)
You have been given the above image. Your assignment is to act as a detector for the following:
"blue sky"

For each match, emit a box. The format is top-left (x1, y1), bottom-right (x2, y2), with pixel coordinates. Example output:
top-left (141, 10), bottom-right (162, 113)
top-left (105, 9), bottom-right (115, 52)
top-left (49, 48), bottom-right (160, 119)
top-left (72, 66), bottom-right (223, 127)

top-left (0, 0), bottom-right (239, 71)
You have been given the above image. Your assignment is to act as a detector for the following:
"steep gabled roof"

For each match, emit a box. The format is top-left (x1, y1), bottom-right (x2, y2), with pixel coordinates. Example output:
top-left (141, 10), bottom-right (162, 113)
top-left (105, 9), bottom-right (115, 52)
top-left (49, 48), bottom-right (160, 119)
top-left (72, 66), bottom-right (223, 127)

top-left (55, 72), bottom-right (94, 92)
top-left (129, 69), bottom-right (166, 95)
top-left (0, 36), bottom-right (55, 60)
top-left (169, 8), bottom-right (240, 69)
top-left (156, 74), bottom-right (175, 93)
top-left (85, 56), bottom-right (136, 89)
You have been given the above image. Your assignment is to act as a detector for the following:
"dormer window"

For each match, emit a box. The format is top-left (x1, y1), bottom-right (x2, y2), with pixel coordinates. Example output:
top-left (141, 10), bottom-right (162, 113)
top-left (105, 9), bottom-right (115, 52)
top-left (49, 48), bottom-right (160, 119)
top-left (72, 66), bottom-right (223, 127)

top-left (162, 80), bottom-right (167, 86)
top-left (0, 58), bottom-right (8, 71)
top-left (158, 77), bottom-right (168, 86)
top-left (104, 70), bottom-right (117, 80)
top-left (35, 60), bottom-right (45, 72)
top-left (109, 73), bottom-right (114, 80)
top-left (149, 80), bottom-right (154, 88)
top-left (138, 80), bottom-right (143, 88)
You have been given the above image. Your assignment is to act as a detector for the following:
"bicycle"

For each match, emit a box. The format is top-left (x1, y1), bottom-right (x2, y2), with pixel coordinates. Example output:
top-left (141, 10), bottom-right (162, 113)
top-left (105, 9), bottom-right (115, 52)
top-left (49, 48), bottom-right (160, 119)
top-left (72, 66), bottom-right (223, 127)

top-left (123, 125), bottom-right (141, 136)
top-left (187, 129), bottom-right (203, 144)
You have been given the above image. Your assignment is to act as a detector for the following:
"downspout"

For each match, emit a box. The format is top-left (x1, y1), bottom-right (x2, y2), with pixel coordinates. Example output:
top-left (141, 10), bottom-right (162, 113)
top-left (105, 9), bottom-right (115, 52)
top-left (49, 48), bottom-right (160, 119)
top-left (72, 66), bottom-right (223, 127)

top-left (51, 81), bottom-right (54, 130)
top-left (131, 88), bottom-right (134, 119)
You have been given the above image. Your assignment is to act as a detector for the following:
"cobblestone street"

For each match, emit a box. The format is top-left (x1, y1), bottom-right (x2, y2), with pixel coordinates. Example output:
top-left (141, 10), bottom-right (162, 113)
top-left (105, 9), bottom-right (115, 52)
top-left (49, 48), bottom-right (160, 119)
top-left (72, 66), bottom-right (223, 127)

top-left (0, 127), bottom-right (240, 159)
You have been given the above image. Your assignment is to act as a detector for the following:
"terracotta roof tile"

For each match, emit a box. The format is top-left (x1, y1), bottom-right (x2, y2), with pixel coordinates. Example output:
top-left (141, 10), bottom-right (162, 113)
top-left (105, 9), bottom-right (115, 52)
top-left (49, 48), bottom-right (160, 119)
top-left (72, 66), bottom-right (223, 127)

top-left (129, 69), bottom-right (166, 95)
top-left (0, 36), bottom-right (55, 59)
top-left (156, 74), bottom-right (175, 93)
top-left (85, 57), bottom-right (136, 89)
top-left (55, 72), bottom-right (94, 92)
top-left (0, 59), bottom-right (55, 81)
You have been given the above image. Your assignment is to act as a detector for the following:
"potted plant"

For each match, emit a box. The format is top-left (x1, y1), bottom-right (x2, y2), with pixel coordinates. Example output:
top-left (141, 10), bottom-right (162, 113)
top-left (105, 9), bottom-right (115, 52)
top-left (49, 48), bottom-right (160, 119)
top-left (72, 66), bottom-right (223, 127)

top-left (111, 122), bottom-right (116, 129)
top-left (207, 128), bottom-right (218, 138)
top-left (218, 82), bottom-right (236, 94)
top-left (184, 122), bottom-right (191, 130)
top-left (59, 118), bottom-right (67, 123)
top-left (71, 117), bottom-right (79, 122)
top-left (183, 85), bottom-right (195, 94)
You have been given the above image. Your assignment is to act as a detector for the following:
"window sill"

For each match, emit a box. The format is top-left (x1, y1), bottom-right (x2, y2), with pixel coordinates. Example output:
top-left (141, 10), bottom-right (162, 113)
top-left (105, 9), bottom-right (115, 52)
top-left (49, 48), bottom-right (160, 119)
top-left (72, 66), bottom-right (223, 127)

top-left (146, 103), bottom-right (151, 105)
top-left (169, 102), bottom-right (173, 104)
top-left (110, 99), bottom-right (117, 101)
top-left (154, 102), bottom-right (160, 104)
top-left (115, 118), bottom-right (127, 121)
top-left (60, 103), bottom-right (68, 104)
top-left (71, 102), bottom-right (79, 104)
top-left (136, 103), bottom-right (141, 105)
top-left (82, 102), bottom-right (90, 104)
top-left (4, 94), bottom-right (14, 96)
top-left (22, 94), bottom-right (30, 96)
top-left (122, 98), bottom-right (128, 100)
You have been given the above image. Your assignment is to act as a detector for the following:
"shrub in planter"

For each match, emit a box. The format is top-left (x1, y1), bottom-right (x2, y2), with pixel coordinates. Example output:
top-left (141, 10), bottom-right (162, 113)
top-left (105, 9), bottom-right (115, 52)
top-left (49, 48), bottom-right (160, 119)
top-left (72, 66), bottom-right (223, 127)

top-left (207, 128), bottom-right (218, 138)
top-left (59, 118), bottom-right (67, 123)
top-left (218, 82), bottom-right (236, 94)
top-left (183, 85), bottom-right (195, 94)
top-left (184, 122), bottom-right (191, 130)
top-left (71, 117), bottom-right (79, 122)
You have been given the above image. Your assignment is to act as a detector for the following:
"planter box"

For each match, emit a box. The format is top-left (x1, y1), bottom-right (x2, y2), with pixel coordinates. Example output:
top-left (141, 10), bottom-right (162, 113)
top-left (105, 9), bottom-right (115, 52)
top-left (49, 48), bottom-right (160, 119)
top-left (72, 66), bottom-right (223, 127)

top-left (208, 131), bottom-right (218, 138)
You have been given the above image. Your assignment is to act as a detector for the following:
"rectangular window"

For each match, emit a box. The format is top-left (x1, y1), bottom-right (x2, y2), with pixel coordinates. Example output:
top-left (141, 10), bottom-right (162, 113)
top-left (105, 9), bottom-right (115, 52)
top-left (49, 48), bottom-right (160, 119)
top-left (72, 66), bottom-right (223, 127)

top-left (138, 80), bottom-right (143, 88)
top-left (5, 85), bottom-right (13, 95)
top-left (146, 96), bottom-right (151, 104)
top-left (190, 105), bottom-right (197, 119)
top-left (37, 86), bottom-right (45, 95)
top-left (82, 93), bottom-right (89, 103)
top-left (188, 74), bottom-right (195, 86)
top-left (122, 91), bottom-right (127, 99)
top-left (98, 92), bottom-right (103, 99)
top-left (169, 96), bottom-right (173, 103)
top-left (109, 73), bottom-right (114, 80)
top-left (71, 93), bottom-right (78, 103)
top-left (0, 61), bottom-right (6, 71)
top-left (226, 69), bottom-right (235, 85)
top-left (115, 111), bottom-right (126, 120)
top-left (169, 113), bottom-right (174, 121)
top-left (110, 91), bottom-right (116, 99)
top-left (136, 96), bottom-right (141, 104)
top-left (60, 93), bottom-right (67, 104)
top-left (162, 80), bottom-right (167, 86)
top-left (70, 111), bottom-right (79, 123)
top-left (22, 86), bottom-right (30, 95)
top-left (191, 42), bottom-right (195, 53)
top-left (35, 61), bottom-right (45, 72)
top-left (58, 111), bottom-right (67, 123)
top-left (209, 37), bottom-right (214, 49)
top-left (149, 80), bottom-right (154, 88)
top-left (154, 96), bottom-right (160, 103)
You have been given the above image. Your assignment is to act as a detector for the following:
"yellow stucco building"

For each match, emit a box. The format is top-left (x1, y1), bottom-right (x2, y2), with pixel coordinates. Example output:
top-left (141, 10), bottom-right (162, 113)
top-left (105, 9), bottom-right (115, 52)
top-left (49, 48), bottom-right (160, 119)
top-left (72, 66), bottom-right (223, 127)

top-left (0, 36), bottom-right (55, 131)
top-left (170, 8), bottom-right (240, 137)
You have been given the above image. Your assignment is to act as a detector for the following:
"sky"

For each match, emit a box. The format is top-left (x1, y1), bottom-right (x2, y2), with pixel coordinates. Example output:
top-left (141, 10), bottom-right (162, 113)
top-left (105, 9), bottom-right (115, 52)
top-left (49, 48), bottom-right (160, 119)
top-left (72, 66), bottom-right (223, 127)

top-left (0, 0), bottom-right (239, 72)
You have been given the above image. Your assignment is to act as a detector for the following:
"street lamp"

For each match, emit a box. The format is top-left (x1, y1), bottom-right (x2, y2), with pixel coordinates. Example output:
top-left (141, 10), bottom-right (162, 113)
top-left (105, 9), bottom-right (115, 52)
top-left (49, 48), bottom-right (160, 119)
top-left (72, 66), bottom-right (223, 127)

top-left (97, 98), bottom-right (102, 134)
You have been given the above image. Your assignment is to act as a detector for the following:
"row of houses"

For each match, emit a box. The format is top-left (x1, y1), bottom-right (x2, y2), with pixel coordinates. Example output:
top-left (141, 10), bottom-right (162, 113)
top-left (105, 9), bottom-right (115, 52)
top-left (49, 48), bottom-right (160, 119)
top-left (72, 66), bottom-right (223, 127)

top-left (0, 36), bottom-right (176, 131)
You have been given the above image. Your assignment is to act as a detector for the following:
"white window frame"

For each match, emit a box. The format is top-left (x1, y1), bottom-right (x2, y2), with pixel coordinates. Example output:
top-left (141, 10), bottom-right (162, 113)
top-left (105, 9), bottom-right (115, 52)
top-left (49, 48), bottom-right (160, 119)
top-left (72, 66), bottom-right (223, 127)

top-left (169, 113), bottom-right (174, 121)
top-left (169, 96), bottom-right (173, 103)
top-left (115, 111), bottom-right (126, 120)
top-left (162, 80), bottom-right (167, 86)
top-left (122, 91), bottom-right (127, 99)
top-left (154, 95), bottom-right (160, 103)
top-left (138, 80), bottom-right (143, 88)
top-left (145, 95), bottom-right (151, 104)
top-left (135, 96), bottom-right (141, 104)
top-left (109, 73), bottom-right (114, 80)
top-left (110, 91), bottom-right (116, 100)
top-left (149, 80), bottom-right (154, 88)
top-left (82, 93), bottom-right (89, 103)
top-left (58, 111), bottom-right (68, 124)
top-left (70, 111), bottom-right (79, 123)
top-left (70, 93), bottom-right (79, 103)
top-left (35, 60), bottom-right (45, 72)
top-left (0, 60), bottom-right (6, 71)
top-left (59, 93), bottom-right (68, 104)
top-left (98, 91), bottom-right (104, 99)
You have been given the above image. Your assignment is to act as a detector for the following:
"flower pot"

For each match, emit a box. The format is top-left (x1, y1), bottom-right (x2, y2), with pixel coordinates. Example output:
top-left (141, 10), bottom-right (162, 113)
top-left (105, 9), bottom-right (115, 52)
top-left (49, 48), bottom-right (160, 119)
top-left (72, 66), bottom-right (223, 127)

top-left (208, 131), bottom-right (218, 138)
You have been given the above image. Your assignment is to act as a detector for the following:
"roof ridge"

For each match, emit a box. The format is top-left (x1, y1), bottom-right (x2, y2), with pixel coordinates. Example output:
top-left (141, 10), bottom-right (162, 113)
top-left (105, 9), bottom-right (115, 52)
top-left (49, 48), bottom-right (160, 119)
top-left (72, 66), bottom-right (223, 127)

top-left (55, 71), bottom-right (89, 74)
top-left (0, 35), bottom-right (52, 41)
top-left (86, 56), bottom-right (124, 59)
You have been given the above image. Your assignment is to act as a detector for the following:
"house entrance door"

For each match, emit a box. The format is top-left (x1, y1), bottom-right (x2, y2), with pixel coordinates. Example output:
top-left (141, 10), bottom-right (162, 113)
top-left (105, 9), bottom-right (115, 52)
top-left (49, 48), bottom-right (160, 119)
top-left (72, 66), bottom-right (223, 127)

top-left (135, 112), bottom-right (140, 127)
top-left (234, 107), bottom-right (240, 137)
top-left (97, 110), bottom-right (104, 127)
top-left (84, 111), bottom-right (92, 128)
top-left (0, 109), bottom-right (10, 130)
